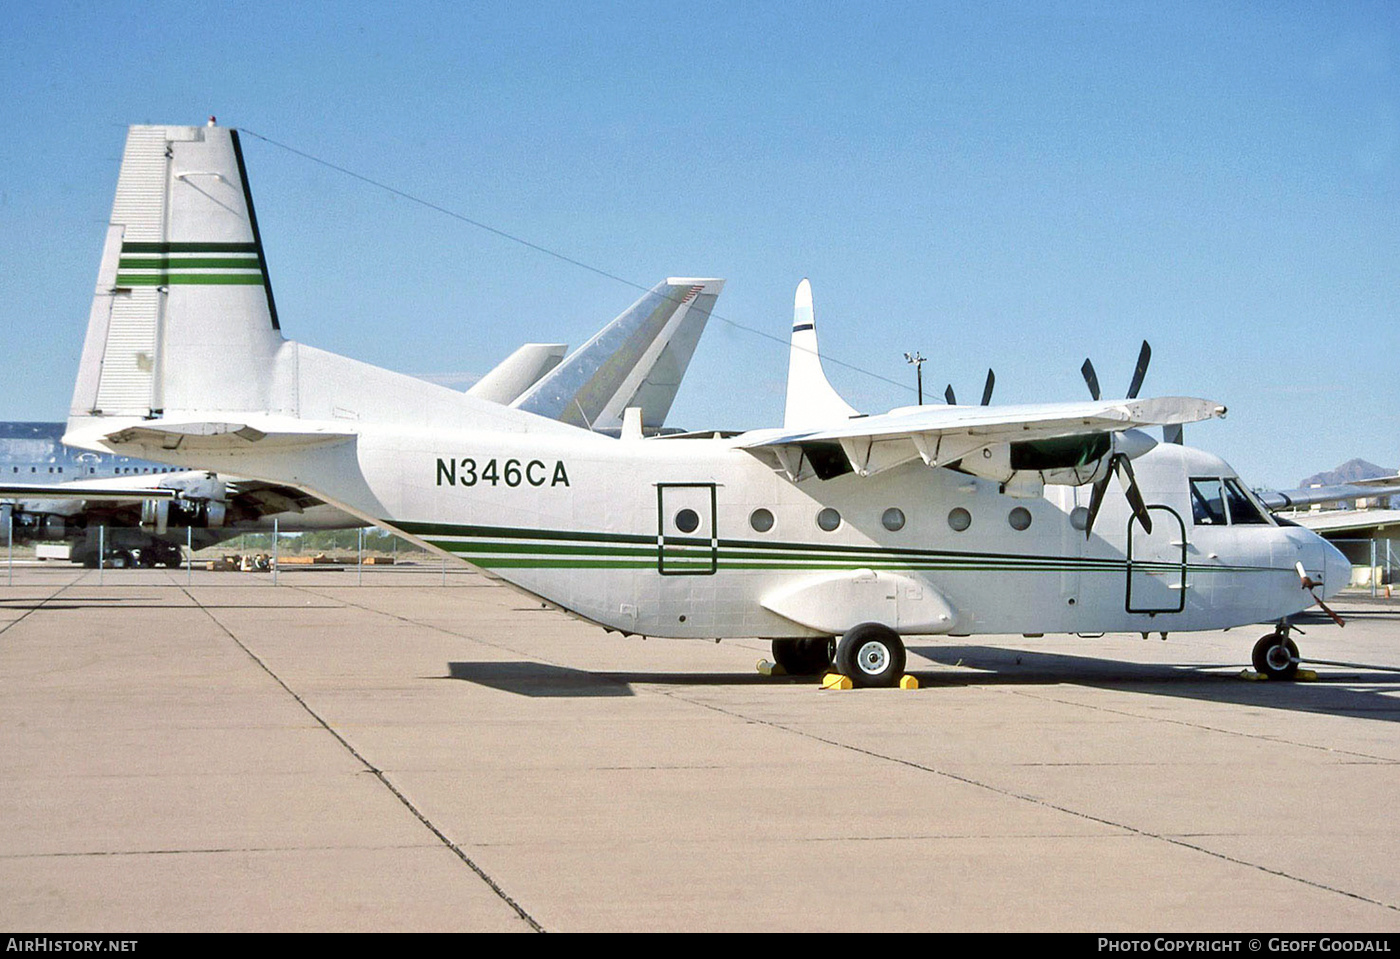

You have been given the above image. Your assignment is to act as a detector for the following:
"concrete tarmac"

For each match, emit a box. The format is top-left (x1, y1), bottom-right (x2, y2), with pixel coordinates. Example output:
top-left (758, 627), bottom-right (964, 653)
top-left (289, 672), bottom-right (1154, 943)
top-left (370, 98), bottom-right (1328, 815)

top-left (2, 564), bottom-right (1398, 932)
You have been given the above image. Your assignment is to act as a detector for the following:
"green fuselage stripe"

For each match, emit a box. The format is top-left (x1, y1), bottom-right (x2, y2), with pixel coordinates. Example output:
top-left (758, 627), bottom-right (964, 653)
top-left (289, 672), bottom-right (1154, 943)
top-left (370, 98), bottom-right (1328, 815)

top-left (119, 257), bottom-right (261, 270)
top-left (115, 273), bottom-right (265, 286)
top-left (406, 523), bottom-right (1282, 577)
top-left (121, 242), bottom-right (259, 253)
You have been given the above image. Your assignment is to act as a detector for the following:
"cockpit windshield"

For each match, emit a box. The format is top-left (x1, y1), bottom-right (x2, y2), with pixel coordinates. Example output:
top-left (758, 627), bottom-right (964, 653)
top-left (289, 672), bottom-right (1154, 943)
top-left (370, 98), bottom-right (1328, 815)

top-left (1224, 479), bottom-right (1270, 524)
top-left (1190, 477), bottom-right (1273, 526)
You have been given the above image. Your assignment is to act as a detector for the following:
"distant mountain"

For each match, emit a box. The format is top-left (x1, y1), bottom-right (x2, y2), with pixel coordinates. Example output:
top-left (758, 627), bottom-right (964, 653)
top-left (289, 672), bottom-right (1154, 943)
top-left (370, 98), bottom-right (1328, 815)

top-left (1296, 459), bottom-right (1399, 509)
top-left (1297, 458), bottom-right (1396, 488)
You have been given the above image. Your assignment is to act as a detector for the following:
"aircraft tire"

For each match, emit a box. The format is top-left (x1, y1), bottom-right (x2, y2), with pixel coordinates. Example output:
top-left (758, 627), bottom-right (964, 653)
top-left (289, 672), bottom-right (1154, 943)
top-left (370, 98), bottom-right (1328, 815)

top-left (1252, 633), bottom-right (1299, 681)
top-left (836, 623), bottom-right (906, 688)
top-left (772, 637), bottom-right (833, 675)
top-left (108, 549), bottom-right (133, 569)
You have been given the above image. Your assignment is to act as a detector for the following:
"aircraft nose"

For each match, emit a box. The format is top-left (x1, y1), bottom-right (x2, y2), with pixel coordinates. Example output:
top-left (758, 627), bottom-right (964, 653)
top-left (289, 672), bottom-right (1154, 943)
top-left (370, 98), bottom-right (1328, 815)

top-left (1321, 537), bottom-right (1351, 600)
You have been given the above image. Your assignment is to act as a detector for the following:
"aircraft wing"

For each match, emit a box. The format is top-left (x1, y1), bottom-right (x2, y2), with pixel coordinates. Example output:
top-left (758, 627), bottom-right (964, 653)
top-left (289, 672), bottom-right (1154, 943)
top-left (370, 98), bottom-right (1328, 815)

top-left (220, 478), bottom-right (327, 518)
top-left (1256, 476), bottom-right (1400, 511)
top-left (739, 396), bottom-right (1224, 478)
top-left (1281, 508), bottom-right (1400, 536)
top-left (0, 482), bottom-right (180, 502)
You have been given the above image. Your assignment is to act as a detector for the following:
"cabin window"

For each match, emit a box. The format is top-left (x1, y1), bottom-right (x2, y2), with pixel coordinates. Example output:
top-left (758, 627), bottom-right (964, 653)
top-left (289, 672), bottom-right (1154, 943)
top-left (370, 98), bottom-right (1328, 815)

top-left (674, 509), bottom-right (700, 534)
top-left (1189, 478), bottom-right (1227, 525)
top-left (1069, 506), bottom-right (1090, 531)
top-left (816, 508), bottom-right (841, 532)
top-left (1224, 479), bottom-right (1270, 525)
top-left (948, 507), bottom-right (972, 532)
top-left (1008, 507), bottom-right (1032, 531)
top-left (749, 508), bottom-right (774, 533)
top-left (881, 508), bottom-right (905, 532)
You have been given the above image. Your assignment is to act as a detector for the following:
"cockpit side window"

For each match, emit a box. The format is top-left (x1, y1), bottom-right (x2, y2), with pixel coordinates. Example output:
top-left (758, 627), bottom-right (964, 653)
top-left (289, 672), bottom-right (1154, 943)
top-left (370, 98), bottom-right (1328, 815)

top-left (1224, 478), bottom-right (1271, 525)
top-left (1189, 478), bottom-right (1227, 525)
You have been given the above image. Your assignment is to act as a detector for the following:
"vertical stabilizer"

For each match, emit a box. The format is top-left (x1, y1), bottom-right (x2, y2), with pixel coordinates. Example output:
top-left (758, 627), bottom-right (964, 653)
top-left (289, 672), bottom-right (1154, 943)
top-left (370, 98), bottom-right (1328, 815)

top-left (70, 123), bottom-right (291, 427)
top-left (784, 279), bottom-right (857, 430)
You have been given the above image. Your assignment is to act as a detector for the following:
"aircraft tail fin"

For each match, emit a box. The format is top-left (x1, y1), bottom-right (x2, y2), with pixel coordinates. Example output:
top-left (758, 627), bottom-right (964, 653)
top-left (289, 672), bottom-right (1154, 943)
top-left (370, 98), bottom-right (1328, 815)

top-left (465, 343), bottom-right (567, 404)
top-left (512, 277), bottom-right (723, 431)
top-left (67, 122), bottom-right (594, 466)
top-left (784, 279), bottom-right (857, 430)
top-left (70, 122), bottom-right (290, 430)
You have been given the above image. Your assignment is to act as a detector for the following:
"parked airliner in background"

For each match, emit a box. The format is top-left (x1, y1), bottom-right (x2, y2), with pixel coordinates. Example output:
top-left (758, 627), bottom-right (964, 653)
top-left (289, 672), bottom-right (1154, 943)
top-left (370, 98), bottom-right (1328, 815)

top-left (61, 122), bottom-right (1349, 685)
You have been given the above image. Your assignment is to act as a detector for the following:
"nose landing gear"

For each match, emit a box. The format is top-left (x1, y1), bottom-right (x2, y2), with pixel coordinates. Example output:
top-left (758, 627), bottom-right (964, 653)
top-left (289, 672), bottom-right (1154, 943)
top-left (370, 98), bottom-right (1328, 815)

top-left (1251, 630), bottom-right (1300, 681)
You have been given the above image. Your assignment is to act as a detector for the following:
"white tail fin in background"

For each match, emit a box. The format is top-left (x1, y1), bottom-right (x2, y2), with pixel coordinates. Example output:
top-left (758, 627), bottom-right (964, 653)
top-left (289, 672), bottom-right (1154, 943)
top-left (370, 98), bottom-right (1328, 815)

top-left (783, 278), bottom-right (857, 430)
top-left (512, 277), bottom-right (723, 432)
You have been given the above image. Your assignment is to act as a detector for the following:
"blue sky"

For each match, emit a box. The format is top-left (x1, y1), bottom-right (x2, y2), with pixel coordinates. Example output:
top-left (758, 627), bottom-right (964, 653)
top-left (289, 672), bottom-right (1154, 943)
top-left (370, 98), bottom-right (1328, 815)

top-left (1, 1), bottom-right (1395, 487)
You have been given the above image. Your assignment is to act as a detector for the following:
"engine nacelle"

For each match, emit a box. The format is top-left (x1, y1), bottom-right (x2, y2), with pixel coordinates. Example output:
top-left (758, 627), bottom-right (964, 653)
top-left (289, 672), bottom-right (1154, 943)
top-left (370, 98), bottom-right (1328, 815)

top-left (957, 429), bottom-right (1157, 497)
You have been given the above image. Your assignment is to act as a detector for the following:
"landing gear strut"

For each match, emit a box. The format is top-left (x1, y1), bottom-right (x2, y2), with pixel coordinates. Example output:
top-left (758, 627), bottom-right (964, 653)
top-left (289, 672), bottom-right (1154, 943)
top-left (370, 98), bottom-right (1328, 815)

top-left (1252, 630), bottom-right (1300, 681)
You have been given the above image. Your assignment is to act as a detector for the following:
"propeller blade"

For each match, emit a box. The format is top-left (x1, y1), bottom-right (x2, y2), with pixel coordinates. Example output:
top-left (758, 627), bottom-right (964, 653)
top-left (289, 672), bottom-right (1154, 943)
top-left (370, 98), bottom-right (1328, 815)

top-left (1081, 358), bottom-right (1101, 401)
top-left (980, 369), bottom-right (995, 406)
top-left (1115, 454), bottom-right (1153, 534)
top-left (1126, 341), bottom-right (1151, 400)
top-left (944, 384), bottom-right (956, 406)
top-left (1084, 473), bottom-right (1111, 539)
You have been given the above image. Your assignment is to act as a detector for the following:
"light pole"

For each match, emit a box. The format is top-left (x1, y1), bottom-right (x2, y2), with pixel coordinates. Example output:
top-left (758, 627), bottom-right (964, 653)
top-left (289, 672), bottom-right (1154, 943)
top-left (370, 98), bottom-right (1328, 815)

top-left (904, 351), bottom-right (926, 405)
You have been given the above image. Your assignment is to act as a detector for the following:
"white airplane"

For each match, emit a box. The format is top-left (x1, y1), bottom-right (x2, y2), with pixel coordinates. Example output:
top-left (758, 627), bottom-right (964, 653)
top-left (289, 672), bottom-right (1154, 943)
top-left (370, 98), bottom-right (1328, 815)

top-left (63, 122), bottom-right (1350, 686)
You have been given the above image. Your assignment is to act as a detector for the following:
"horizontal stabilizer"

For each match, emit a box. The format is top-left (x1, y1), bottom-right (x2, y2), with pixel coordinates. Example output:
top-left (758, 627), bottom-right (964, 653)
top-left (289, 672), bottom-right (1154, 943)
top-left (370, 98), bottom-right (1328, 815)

top-left (65, 418), bottom-right (355, 457)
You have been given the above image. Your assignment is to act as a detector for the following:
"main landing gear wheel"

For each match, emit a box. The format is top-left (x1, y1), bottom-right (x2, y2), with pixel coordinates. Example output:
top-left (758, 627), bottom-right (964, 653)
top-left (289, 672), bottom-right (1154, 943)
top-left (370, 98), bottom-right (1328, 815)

top-left (1252, 632), bottom-right (1300, 681)
top-left (771, 637), bottom-right (833, 676)
top-left (835, 623), bottom-right (906, 688)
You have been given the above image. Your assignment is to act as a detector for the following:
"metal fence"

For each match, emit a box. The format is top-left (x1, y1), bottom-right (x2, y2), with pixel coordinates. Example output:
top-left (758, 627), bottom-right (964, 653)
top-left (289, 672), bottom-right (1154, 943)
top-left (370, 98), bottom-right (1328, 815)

top-left (2, 516), bottom-right (478, 588)
top-left (1329, 537), bottom-right (1397, 597)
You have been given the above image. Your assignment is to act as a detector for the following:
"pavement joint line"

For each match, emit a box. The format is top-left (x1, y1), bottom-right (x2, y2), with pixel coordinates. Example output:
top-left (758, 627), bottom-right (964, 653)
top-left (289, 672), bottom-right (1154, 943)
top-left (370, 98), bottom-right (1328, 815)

top-left (0, 573), bottom-right (85, 638)
top-left (218, 585), bottom-right (1400, 917)
top-left (990, 685), bottom-right (1400, 765)
top-left (0, 842), bottom-right (441, 860)
top-left (659, 694), bottom-right (1400, 916)
top-left (174, 584), bottom-right (547, 934)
